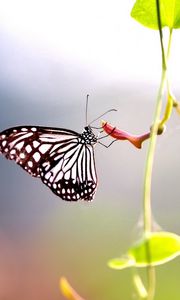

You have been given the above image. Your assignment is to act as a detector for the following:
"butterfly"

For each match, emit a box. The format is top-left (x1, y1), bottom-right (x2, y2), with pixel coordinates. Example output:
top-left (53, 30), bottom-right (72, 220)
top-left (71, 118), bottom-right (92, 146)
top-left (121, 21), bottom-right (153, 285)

top-left (0, 125), bottom-right (98, 201)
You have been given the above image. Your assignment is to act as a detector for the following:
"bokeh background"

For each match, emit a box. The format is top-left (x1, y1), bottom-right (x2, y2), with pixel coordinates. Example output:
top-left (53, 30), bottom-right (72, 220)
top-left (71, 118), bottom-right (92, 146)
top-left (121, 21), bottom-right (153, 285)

top-left (0, 0), bottom-right (180, 299)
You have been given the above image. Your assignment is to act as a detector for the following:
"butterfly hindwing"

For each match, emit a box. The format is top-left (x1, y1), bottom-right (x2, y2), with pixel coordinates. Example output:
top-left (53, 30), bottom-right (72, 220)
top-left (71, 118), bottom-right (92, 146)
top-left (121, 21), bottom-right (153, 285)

top-left (40, 143), bottom-right (97, 201)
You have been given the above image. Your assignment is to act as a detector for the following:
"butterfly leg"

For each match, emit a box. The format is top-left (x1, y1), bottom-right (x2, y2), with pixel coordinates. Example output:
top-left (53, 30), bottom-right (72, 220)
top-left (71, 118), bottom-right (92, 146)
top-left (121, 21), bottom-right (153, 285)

top-left (98, 139), bottom-right (117, 148)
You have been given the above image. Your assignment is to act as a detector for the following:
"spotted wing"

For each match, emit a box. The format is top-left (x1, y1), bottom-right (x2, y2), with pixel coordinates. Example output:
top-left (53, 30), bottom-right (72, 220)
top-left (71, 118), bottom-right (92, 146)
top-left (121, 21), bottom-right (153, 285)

top-left (0, 125), bottom-right (98, 201)
top-left (40, 143), bottom-right (97, 201)
top-left (0, 126), bottom-right (80, 177)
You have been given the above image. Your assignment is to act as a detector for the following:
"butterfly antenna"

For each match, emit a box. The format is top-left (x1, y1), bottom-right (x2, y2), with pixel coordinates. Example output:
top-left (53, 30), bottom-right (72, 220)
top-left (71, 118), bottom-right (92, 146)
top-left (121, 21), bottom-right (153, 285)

top-left (86, 94), bottom-right (89, 126)
top-left (89, 108), bottom-right (117, 126)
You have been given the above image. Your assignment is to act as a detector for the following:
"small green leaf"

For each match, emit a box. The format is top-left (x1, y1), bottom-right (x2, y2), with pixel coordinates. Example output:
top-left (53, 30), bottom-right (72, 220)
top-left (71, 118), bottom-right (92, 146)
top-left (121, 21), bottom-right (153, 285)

top-left (129, 232), bottom-right (180, 266)
top-left (108, 255), bottom-right (135, 270)
top-left (108, 232), bottom-right (180, 271)
top-left (131, 0), bottom-right (180, 29)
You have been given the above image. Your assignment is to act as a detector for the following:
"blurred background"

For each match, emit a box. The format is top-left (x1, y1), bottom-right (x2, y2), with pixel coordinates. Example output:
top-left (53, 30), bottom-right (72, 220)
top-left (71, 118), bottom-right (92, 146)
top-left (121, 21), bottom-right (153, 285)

top-left (0, 0), bottom-right (180, 299)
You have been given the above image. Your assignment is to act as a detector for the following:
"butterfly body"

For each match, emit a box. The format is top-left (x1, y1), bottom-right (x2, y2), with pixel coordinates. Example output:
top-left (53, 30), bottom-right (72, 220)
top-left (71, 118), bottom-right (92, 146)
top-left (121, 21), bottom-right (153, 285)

top-left (0, 125), bottom-right (98, 201)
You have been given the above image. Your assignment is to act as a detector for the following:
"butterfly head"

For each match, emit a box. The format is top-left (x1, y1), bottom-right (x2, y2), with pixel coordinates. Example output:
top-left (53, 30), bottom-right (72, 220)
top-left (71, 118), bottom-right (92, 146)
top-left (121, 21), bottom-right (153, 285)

top-left (82, 126), bottom-right (97, 145)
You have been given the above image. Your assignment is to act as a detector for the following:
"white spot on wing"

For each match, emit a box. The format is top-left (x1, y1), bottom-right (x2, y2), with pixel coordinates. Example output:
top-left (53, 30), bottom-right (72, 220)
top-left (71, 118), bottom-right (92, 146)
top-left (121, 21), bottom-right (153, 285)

top-left (39, 144), bottom-right (51, 154)
top-left (49, 176), bottom-right (54, 183)
top-left (26, 145), bottom-right (32, 153)
top-left (2, 141), bottom-right (7, 147)
top-left (45, 172), bottom-right (51, 180)
top-left (10, 149), bottom-right (16, 154)
top-left (54, 154), bottom-right (63, 161)
top-left (28, 161), bottom-right (33, 168)
top-left (33, 141), bottom-right (40, 148)
top-left (33, 152), bottom-right (41, 162)
top-left (45, 165), bottom-right (50, 171)
top-left (16, 141), bottom-right (24, 150)
top-left (20, 153), bottom-right (25, 159)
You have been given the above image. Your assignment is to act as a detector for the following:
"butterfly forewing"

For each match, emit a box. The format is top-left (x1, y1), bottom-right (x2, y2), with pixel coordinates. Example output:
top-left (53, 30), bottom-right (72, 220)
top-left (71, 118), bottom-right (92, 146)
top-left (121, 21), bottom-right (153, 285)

top-left (0, 125), bottom-right (98, 201)
top-left (0, 126), bottom-right (78, 176)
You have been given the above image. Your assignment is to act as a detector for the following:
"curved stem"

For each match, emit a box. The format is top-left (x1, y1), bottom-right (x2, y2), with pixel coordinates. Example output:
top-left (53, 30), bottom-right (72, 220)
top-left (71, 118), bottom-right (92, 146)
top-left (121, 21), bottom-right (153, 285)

top-left (143, 66), bottom-right (167, 233)
top-left (143, 0), bottom-right (167, 235)
top-left (159, 29), bottom-right (174, 129)
top-left (146, 267), bottom-right (156, 300)
top-left (142, 52), bottom-right (167, 300)
top-left (142, 1), bottom-right (169, 300)
top-left (166, 28), bottom-right (173, 62)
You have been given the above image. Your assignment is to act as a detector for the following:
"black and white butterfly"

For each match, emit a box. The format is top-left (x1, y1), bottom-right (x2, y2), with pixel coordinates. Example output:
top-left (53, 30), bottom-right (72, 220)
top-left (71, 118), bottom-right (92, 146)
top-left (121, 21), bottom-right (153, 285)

top-left (0, 124), bottom-right (99, 201)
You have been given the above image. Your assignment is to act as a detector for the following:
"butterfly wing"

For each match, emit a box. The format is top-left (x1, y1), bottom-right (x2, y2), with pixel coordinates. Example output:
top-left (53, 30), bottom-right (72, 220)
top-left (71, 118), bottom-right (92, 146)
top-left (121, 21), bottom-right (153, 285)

top-left (0, 126), bottom-right (81, 177)
top-left (40, 142), bottom-right (97, 201)
top-left (0, 125), bottom-right (97, 201)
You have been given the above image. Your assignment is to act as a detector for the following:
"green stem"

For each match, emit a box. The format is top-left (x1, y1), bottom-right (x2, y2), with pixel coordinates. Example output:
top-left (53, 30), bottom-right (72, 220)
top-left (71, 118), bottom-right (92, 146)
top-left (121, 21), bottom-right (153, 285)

top-left (159, 29), bottom-right (174, 129)
top-left (146, 268), bottom-right (156, 300)
top-left (142, 55), bottom-right (167, 300)
top-left (143, 0), bottom-right (166, 233)
top-left (143, 67), bottom-right (167, 235)
top-left (166, 28), bottom-right (173, 62)
top-left (133, 269), bottom-right (148, 299)
top-left (142, 1), bottom-right (168, 300)
top-left (155, 0), bottom-right (166, 70)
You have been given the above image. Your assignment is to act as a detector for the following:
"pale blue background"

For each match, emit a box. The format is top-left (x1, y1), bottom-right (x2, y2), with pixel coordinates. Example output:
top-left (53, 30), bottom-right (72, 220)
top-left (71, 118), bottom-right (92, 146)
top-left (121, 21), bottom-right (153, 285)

top-left (0, 1), bottom-right (180, 299)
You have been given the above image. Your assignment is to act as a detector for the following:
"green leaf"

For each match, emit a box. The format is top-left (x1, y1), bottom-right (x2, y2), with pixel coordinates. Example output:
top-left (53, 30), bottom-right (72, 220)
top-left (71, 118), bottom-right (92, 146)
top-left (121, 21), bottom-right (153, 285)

top-left (108, 255), bottom-right (135, 270)
top-left (131, 0), bottom-right (180, 29)
top-left (108, 232), bottom-right (180, 270)
top-left (128, 232), bottom-right (180, 266)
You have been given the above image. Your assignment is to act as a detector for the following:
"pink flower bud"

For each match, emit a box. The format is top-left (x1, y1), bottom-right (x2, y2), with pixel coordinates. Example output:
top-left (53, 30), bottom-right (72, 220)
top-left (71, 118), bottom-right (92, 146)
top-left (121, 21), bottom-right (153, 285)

top-left (102, 120), bottom-right (150, 149)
